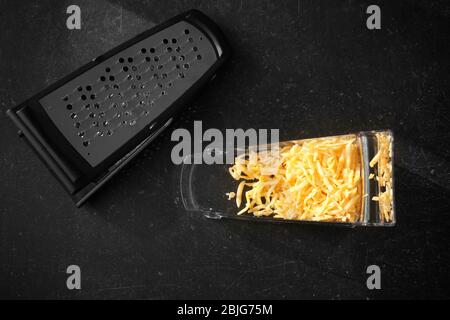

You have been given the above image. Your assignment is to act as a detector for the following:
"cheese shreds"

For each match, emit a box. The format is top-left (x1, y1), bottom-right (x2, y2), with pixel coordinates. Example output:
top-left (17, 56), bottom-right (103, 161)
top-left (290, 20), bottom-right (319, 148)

top-left (236, 181), bottom-right (246, 208)
top-left (370, 132), bottom-right (394, 222)
top-left (227, 135), bottom-right (362, 222)
top-left (226, 192), bottom-right (236, 200)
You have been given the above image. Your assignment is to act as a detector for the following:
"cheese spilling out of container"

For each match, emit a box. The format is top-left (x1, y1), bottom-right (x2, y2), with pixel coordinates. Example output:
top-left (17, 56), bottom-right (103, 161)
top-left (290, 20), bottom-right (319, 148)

top-left (228, 135), bottom-right (362, 222)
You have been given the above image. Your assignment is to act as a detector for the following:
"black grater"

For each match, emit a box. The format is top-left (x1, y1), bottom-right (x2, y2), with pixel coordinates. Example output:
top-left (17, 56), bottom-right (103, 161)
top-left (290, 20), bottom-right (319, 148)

top-left (7, 10), bottom-right (230, 207)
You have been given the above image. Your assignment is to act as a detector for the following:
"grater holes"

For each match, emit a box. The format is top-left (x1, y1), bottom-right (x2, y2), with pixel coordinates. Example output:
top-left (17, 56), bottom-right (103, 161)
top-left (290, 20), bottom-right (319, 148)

top-left (66, 104), bottom-right (73, 110)
top-left (81, 94), bottom-right (87, 101)
top-left (43, 22), bottom-right (214, 163)
top-left (84, 26), bottom-right (202, 145)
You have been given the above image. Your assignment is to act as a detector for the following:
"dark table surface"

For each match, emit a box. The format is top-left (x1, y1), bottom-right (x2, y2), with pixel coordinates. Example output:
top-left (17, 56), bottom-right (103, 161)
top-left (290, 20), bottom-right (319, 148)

top-left (1, 0), bottom-right (449, 299)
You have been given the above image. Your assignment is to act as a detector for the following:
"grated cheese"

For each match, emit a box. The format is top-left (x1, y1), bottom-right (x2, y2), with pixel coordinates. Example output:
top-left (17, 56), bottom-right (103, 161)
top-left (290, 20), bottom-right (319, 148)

top-left (226, 192), bottom-right (236, 200)
top-left (227, 135), bottom-right (362, 222)
top-left (370, 132), bottom-right (394, 222)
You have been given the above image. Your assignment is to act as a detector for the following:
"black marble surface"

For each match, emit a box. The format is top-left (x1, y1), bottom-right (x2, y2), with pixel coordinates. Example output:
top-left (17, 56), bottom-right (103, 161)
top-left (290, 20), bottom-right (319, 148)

top-left (1, 0), bottom-right (449, 299)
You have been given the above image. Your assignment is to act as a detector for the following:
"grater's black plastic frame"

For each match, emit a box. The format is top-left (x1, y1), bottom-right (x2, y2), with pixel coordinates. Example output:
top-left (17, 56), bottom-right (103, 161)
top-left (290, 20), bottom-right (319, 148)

top-left (6, 10), bottom-right (230, 207)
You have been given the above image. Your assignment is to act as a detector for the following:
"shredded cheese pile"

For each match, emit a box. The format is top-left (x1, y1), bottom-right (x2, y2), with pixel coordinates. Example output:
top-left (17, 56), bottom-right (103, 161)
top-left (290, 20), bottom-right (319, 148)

top-left (370, 132), bottom-right (394, 222)
top-left (228, 135), bottom-right (362, 222)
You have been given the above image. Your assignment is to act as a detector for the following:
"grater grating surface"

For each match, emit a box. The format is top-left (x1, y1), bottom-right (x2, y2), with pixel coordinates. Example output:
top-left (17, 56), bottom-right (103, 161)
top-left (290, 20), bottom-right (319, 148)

top-left (40, 21), bottom-right (216, 167)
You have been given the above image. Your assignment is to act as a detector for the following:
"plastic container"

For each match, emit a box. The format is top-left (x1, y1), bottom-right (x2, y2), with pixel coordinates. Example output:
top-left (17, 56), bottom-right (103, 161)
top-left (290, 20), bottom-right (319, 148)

top-left (180, 130), bottom-right (395, 227)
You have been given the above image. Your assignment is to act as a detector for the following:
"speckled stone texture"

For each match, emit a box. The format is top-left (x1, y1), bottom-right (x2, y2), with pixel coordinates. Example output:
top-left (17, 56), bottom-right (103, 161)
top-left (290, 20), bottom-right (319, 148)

top-left (0, 0), bottom-right (449, 299)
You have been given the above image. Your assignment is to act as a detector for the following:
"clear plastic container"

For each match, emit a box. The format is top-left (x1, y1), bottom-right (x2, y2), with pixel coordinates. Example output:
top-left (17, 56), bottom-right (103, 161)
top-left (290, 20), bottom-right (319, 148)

top-left (180, 130), bottom-right (395, 227)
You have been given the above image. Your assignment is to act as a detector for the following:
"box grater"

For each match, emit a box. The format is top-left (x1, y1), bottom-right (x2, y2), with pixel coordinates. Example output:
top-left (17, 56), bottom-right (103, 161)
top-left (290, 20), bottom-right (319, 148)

top-left (7, 10), bottom-right (230, 206)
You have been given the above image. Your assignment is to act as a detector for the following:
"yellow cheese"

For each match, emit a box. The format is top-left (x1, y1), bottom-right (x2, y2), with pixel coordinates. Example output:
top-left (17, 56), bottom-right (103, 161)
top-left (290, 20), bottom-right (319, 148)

top-left (226, 192), bottom-right (236, 200)
top-left (370, 132), bottom-right (394, 222)
top-left (227, 135), bottom-right (362, 222)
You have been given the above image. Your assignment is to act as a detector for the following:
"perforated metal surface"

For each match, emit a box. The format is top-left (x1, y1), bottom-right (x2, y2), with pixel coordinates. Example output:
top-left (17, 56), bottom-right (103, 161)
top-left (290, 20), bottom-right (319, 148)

top-left (39, 21), bottom-right (217, 167)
